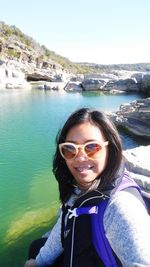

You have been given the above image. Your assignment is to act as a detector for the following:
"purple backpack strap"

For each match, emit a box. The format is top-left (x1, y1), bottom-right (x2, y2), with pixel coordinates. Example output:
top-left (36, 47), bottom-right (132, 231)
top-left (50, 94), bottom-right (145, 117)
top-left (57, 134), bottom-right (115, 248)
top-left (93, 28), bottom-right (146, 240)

top-left (91, 172), bottom-right (141, 267)
top-left (91, 199), bottom-right (118, 267)
top-left (116, 172), bottom-right (141, 193)
top-left (117, 173), bottom-right (150, 213)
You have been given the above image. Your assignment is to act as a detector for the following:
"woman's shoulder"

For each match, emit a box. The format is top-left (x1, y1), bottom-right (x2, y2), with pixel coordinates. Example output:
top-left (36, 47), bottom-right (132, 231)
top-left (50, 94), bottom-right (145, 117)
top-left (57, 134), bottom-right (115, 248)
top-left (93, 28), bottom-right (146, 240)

top-left (104, 186), bottom-right (149, 228)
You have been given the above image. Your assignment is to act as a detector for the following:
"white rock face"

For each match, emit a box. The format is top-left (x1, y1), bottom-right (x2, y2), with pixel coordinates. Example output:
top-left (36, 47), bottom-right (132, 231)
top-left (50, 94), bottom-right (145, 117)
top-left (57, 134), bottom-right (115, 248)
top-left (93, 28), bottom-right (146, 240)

top-left (123, 145), bottom-right (150, 191)
top-left (0, 60), bottom-right (31, 89)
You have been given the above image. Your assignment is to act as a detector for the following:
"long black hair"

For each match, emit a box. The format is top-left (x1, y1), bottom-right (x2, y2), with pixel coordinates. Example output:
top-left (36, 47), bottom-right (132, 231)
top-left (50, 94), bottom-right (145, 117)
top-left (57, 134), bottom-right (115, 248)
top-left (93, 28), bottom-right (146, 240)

top-left (53, 108), bottom-right (122, 203)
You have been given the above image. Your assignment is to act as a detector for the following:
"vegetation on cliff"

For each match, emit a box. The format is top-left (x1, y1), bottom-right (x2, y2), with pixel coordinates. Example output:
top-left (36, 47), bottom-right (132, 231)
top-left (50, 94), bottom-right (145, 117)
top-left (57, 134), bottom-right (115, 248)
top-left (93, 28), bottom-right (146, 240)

top-left (0, 21), bottom-right (150, 74)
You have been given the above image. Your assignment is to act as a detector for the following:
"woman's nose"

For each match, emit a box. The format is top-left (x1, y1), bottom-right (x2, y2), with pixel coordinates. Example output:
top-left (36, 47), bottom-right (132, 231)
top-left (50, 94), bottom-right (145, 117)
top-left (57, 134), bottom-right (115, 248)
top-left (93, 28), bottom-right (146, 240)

top-left (75, 148), bottom-right (88, 161)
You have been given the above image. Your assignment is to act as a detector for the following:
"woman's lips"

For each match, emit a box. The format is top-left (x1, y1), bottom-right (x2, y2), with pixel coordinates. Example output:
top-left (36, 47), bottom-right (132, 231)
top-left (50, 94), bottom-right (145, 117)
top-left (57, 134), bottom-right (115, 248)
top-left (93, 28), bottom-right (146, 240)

top-left (75, 165), bottom-right (93, 173)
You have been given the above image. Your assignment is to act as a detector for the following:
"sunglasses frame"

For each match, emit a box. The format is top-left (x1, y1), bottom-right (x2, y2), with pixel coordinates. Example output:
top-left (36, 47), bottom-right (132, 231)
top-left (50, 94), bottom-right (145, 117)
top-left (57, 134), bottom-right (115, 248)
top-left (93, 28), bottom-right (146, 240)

top-left (59, 140), bottom-right (109, 160)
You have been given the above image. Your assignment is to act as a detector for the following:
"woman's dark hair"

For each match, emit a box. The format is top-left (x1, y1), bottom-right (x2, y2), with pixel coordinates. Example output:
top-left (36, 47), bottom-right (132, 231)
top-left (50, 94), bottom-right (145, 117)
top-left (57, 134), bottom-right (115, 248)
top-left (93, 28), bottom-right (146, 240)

top-left (53, 108), bottom-right (122, 203)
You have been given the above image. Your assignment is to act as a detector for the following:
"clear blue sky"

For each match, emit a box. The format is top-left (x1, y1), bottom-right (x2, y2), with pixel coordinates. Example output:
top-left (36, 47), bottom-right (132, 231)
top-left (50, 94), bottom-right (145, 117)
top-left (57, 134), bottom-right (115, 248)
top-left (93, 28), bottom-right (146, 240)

top-left (1, 0), bottom-right (150, 64)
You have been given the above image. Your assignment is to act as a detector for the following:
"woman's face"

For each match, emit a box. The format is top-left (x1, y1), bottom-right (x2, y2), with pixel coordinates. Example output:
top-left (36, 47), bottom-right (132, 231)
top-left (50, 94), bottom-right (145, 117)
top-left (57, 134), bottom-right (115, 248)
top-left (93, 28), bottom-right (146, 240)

top-left (64, 122), bottom-right (109, 190)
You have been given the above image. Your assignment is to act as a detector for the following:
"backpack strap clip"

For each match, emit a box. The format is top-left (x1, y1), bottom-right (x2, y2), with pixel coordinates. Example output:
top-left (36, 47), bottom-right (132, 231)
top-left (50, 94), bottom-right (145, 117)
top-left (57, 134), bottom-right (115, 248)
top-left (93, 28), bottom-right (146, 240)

top-left (68, 208), bottom-right (78, 219)
top-left (68, 206), bottom-right (98, 219)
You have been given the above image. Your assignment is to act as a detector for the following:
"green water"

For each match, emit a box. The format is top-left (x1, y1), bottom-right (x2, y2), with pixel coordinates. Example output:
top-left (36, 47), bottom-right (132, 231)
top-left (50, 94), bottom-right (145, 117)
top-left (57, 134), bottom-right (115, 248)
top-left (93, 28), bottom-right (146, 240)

top-left (0, 88), bottom-right (148, 266)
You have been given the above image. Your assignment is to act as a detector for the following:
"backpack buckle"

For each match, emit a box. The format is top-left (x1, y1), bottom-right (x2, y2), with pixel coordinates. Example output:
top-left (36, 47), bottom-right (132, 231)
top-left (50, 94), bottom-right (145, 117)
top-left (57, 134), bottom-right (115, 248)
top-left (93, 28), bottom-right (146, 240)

top-left (68, 208), bottom-right (78, 219)
top-left (68, 206), bottom-right (99, 219)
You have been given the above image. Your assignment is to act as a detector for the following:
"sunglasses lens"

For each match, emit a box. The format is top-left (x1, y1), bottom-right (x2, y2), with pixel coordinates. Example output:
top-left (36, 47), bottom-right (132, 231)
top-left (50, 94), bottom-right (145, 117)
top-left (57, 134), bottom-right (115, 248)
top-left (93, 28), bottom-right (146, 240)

top-left (61, 144), bottom-right (76, 159)
top-left (85, 143), bottom-right (102, 158)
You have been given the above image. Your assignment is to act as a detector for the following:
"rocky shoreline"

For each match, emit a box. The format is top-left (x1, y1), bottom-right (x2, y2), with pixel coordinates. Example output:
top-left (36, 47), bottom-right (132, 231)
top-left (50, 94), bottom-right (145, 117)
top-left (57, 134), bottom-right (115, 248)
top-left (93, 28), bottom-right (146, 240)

top-left (0, 58), bottom-right (150, 94)
top-left (109, 97), bottom-right (150, 139)
top-left (110, 99), bottom-right (150, 194)
top-left (107, 95), bottom-right (150, 193)
top-left (0, 58), bottom-right (71, 90)
top-left (65, 70), bottom-right (150, 94)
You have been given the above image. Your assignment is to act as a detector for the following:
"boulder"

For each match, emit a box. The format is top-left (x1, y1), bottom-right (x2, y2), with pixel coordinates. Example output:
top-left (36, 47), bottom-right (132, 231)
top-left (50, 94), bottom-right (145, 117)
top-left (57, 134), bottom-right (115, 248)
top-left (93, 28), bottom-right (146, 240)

top-left (111, 98), bottom-right (150, 139)
top-left (64, 81), bottom-right (82, 91)
top-left (123, 145), bottom-right (150, 192)
top-left (110, 78), bottom-right (139, 91)
top-left (141, 74), bottom-right (150, 93)
top-left (82, 78), bottom-right (107, 91)
top-left (32, 81), bottom-right (67, 91)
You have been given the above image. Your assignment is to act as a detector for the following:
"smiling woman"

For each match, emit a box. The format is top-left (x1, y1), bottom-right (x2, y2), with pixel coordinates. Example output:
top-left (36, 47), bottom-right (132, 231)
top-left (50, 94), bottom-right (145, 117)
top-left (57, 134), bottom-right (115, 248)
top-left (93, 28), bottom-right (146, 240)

top-left (24, 107), bottom-right (150, 267)
top-left (61, 122), bottom-right (109, 191)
